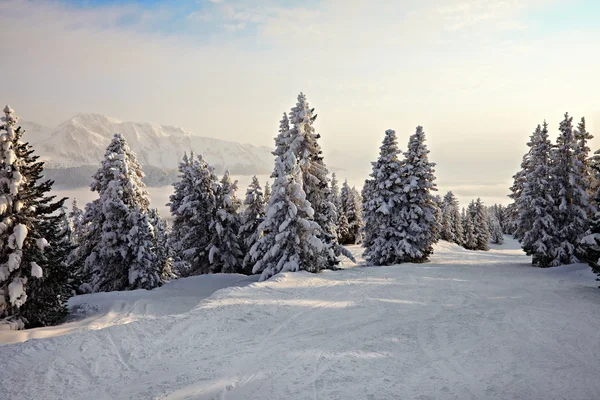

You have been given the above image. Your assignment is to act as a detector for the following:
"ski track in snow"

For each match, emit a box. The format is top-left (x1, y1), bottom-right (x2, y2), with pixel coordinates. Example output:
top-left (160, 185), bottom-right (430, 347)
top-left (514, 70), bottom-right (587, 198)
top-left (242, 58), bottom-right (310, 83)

top-left (1, 237), bottom-right (600, 399)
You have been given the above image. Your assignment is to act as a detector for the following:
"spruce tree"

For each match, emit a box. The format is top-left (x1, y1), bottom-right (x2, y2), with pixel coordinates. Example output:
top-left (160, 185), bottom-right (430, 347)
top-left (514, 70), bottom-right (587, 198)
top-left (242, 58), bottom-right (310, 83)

top-left (168, 153), bottom-right (219, 276)
top-left (441, 191), bottom-right (463, 245)
top-left (549, 113), bottom-right (589, 265)
top-left (0, 106), bottom-right (73, 329)
top-left (395, 126), bottom-right (440, 262)
top-left (240, 176), bottom-right (266, 274)
top-left (329, 173), bottom-right (342, 241)
top-left (208, 171), bottom-right (244, 274)
top-left (263, 181), bottom-right (271, 208)
top-left (581, 190), bottom-right (600, 285)
top-left (69, 198), bottom-right (84, 244)
top-left (519, 122), bottom-right (556, 266)
top-left (76, 133), bottom-right (163, 292)
top-left (346, 186), bottom-right (364, 244)
top-left (250, 149), bottom-right (325, 281)
top-left (487, 209), bottom-right (504, 245)
top-left (148, 208), bottom-right (173, 281)
top-left (287, 93), bottom-right (338, 267)
top-left (473, 198), bottom-right (490, 251)
top-left (362, 130), bottom-right (407, 265)
top-left (463, 204), bottom-right (477, 250)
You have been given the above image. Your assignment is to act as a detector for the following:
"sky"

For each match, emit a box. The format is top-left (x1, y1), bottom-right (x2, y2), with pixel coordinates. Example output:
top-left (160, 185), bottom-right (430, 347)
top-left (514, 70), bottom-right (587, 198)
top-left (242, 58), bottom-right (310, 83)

top-left (2, 0), bottom-right (600, 206)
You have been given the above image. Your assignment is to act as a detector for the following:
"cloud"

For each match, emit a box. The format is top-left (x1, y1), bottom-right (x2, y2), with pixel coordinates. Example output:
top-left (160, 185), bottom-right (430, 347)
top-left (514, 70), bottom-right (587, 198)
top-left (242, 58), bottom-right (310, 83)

top-left (1, 0), bottom-right (599, 202)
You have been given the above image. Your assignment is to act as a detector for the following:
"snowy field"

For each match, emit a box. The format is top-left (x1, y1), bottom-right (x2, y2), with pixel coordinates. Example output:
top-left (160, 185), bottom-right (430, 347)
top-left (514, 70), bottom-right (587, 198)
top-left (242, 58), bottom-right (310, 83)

top-left (1, 238), bottom-right (600, 400)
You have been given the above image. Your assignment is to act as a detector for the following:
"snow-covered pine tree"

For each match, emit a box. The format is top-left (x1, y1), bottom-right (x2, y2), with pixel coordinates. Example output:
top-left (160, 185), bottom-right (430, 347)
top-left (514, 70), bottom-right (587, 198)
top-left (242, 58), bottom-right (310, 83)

top-left (510, 127), bottom-right (538, 240)
top-left (581, 189), bottom-right (600, 285)
top-left (126, 206), bottom-right (162, 290)
top-left (287, 93), bottom-right (338, 267)
top-left (250, 148), bottom-right (325, 281)
top-left (345, 186), bottom-right (364, 244)
top-left (463, 203), bottom-right (477, 250)
top-left (487, 209), bottom-right (504, 245)
top-left (263, 181), bottom-right (271, 208)
top-left (519, 122), bottom-right (556, 266)
top-left (208, 171), bottom-right (244, 274)
top-left (549, 113), bottom-right (590, 266)
top-left (69, 198), bottom-right (84, 244)
top-left (240, 176), bottom-right (265, 274)
top-left (395, 126), bottom-right (440, 263)
top-left (573, 117), bottom-right (595, 218)
top-left (148, 208), bottom-right (173, 281)
top-left (329, 173), bottom-right (342, 241)
top-left (441, 191), bottom-right (463, 245)
top-left (75, 133), bottom-right (163, 292)
top-left (339, 180), bottom-right (351, 244)
top-left (168, 153), bottom-right (219, 276)
top-left (0, 105), bottom-right (73, 329)
top-left (362, 130), bottom-right (407, 266)
top-left (472, 198), bottom-right (490, 251)
top-left (271, 112), bottom-right (291, 173)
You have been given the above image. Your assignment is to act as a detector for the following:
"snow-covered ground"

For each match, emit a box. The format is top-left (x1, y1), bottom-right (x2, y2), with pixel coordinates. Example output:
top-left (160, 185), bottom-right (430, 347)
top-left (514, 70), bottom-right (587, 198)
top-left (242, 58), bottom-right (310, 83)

top-left (2, 238), bottom-right (600, 400)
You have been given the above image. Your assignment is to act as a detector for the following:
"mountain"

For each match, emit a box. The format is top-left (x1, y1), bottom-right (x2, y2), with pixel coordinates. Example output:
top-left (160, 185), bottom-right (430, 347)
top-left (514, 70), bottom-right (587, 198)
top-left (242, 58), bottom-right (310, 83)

top-left (18, 114), bottom-right (275, 187)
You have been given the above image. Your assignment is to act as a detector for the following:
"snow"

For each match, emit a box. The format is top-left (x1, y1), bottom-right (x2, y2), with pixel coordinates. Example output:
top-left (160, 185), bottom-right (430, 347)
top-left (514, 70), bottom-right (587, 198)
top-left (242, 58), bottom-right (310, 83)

top-left (13, 223), bottom-right (28, 249)
top-left (1, 238), bottom-right (600, 399)
top-left (30, 262), bottom-right (43, 278)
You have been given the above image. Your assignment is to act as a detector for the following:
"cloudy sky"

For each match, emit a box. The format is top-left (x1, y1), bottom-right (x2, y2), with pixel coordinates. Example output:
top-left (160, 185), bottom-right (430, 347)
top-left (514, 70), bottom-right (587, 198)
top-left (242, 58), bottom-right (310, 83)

top-left (2, 0), bottom-right (600, 205)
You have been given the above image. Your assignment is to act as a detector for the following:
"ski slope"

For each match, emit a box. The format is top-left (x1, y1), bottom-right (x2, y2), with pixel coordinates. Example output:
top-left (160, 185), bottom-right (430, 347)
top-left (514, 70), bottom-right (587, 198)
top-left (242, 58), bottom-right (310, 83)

top-left (1, 239), bottom-right (600, 400)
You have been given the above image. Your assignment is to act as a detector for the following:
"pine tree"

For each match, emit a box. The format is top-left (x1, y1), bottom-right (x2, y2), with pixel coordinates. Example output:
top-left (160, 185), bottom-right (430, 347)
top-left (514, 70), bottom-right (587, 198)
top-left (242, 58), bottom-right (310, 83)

top-left (573, 117), bottom-right (595, 217)
top-left (362, 130), bottom-right (407, 265)
top-left (271, 112), bottom-right (291, 172)
top-left (250, 149), bottom-right (325, 281)
top-left (263, 181), bottom-right (271, 209)
top-left (75, 133), bottom-right (163, 292)
top-left (208, 171), bottom-right (244, 274)
top-left (127, 206), bottom-right (162, 290)
top-left (148, 208), bottom-right (173, 281)
top-left (394, 126), bottom-right (440, 262)
top-left (329, 173), bottom-right (342, 241)
top-left (0, 106), bottom-right (73, 329)
top-left (472, 198), bottom-right (490, 251)
top-left (239, 176), bottom-right (266, 274)
top-left (168, 153), bottom-right (219, 276)
top-left (510, 127), bottom-right (537, 240)
top-left (69, 198), bottom-right (84, 244)
top-left (345, 186), bottom-right (364, 244)
top-left (549, 113), bottom-right (589, 266)
top-left (441, 191), bottom-right (463, 245)
top-left (463, 204), bottom-right (477, 250)
top-left (287, 93), bottom-right (338, 267)
top-left (581, 190), bottom-right (600, 285)
top-left (519, 122), bottom-right (556, 266)
top-left (487, 209), bottom-right (504, 245)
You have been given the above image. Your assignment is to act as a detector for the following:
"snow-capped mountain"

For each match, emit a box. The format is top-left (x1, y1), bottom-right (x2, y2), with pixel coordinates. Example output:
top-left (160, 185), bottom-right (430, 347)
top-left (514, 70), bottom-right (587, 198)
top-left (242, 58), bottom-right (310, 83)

top-left (19, 113), bottom-right (274, 174)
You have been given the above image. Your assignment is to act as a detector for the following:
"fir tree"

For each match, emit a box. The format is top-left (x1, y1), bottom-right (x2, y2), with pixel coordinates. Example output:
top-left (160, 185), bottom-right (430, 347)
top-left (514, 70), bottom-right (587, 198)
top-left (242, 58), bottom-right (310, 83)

top-left (441, 191), bottom-right (463, 245)
top-left (69, 198), bottom-right (84, 244)
top-left (287, 93), bottom-right (338, 267)
top-left (250, 149), bottom-right (325, 281)
top-left (208, 171), bottom-right (244, 274)
top-left (395, 126), bottom-right (440, 262)
top-left (549, 113), bottom-right (589, 265)
top-left (463, 204), bottom-right (477, 250)
top-left (0, 106), bottom-right (73, 329)
top-left (362, 130), bottom-right (407, 265)
top-left (148, 208), bottom-right (173, 281)
top-left (239, 176), bottom-right (266, 274)
top-left (76, 133), bottom-right (163, 292)
top-left (168, 153), bottom-right (219, 276)
top-left (487, 209), bottom-right (504, 245)
top-left (263, 181), bottom-right (271, 209)
top-left (519, 122), bottom-right (556, 266)
top-left (473, 198), bottom-right (490, 251)
top-left (345, 186), bottom-right (364, 244)
top-left (329, 173), bottom-right (342, 241)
